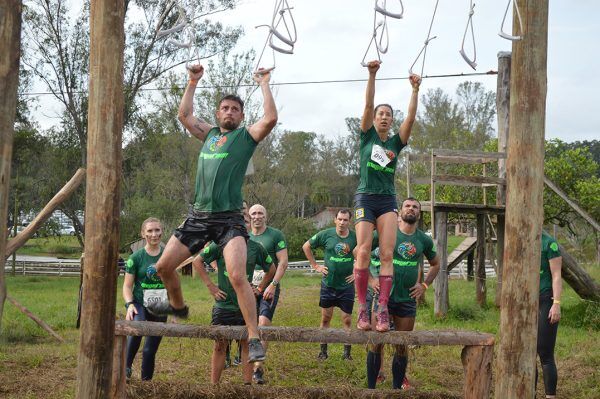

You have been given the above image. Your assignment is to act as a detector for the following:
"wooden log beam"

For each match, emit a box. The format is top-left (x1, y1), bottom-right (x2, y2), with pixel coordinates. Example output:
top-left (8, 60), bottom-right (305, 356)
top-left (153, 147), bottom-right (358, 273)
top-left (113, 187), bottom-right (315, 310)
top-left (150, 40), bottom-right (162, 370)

top-left (110, 335), bottom-right (126, 399)
top-left (5, 168), bottom-right (86, 257)
top-left (431, 149), bottom-right (506, 159)
top-left (75, 0), bottom-right (125, 398)
top-left (408, 153), bottom-right (503, 164)
top-left (544, 176), bottom-right (600, 232)
top-left (476, 214), bottom-right (487, 307)
top-left (462, 345), bottom-right (493, 399)
top-left (434, 211), bottom-right (449, 317)
top-left (559, 244), bottom-right (600, 302)
top-left (0, 0), bottom-right (22, 330)
top-left (6, 295), bottom-right (64, 343)
top-left (114, 321), bottom-right (496, 346)
top-left (420, 202), bottom-right (506, 215)
top-left (496, 1), bottom-right (549, 397)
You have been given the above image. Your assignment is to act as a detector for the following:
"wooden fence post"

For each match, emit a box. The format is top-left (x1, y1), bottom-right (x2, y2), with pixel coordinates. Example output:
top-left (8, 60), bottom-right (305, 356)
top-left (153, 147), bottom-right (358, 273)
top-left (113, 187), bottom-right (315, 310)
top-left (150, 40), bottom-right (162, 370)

top-left (434, 211), bottom-right (448, 317)
top-left (462, 345), bottom-right (493, 399)
top-left (110, 335), bottom-right (127, 399)
top-left (496, 1), bottom-right (549, 397)
top-left (476, 214), bottom-right (486, 307)
top-left (75, 0), bottom-right (125, 397)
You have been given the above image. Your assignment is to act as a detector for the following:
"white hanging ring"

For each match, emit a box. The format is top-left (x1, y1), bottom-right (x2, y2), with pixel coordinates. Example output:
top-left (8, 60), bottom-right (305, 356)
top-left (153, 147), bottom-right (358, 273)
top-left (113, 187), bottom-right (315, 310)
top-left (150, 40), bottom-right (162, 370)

top-left (375, 0), bottom-right (404, 19)
top-left (499, 0), bottom-right (524, 41)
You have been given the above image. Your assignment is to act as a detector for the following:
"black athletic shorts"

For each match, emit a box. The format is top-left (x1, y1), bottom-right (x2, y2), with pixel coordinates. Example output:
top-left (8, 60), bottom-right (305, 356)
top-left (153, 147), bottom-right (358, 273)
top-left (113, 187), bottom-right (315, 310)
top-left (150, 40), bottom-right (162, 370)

top-left (174, 209), bottom-right (248, 254)
top-left (388, 300), bottom-right (417, 318)
top-left (319, 280), bottom-right (355, 314)
top-left (256, 285), bottom-right (280, 321)
top-left (353, 193), bottom-right (398, 224)
top-left (211, 306), bottom-right (245, 326)
top-left (366, 289), bottom-right (395, 330)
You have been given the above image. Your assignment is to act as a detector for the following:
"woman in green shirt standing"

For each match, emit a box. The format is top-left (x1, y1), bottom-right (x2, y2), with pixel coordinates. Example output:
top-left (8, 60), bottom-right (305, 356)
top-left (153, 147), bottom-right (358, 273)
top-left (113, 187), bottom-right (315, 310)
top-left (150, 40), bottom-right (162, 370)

top-left (122, 218), bottom-right (168, 380)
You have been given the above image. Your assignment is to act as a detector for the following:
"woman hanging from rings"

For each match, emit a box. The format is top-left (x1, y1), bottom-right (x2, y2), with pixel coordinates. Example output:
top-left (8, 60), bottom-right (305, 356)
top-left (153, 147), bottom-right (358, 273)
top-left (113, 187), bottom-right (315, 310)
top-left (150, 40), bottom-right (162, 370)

top-left (122, 217), bottom-right (168, 380)
top-left (353, 60), bottom-right (421, 332)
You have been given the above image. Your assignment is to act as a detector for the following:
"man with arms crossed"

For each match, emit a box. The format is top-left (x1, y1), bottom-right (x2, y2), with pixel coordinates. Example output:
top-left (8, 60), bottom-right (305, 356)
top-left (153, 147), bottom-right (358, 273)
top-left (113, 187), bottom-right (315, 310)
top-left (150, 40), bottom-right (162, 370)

top-left (302, 209), bottom-right (357, 360)
top-left (247, 203), bottom-right (288, 383)
top-left (149, 65), bottom-right (277, 364)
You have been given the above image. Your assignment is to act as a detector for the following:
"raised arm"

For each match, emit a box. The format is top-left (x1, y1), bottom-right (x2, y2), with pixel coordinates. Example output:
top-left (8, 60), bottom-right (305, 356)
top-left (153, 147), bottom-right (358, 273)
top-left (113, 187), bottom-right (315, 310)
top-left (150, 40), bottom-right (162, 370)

top-left (248, 70), bottom-right (278, 142)
top-left (178, 64), bottom-right (213, 142)
top-left (360, 60), bottom-right (381, 133)
top-left (398, 74), bottom-right (421, 145)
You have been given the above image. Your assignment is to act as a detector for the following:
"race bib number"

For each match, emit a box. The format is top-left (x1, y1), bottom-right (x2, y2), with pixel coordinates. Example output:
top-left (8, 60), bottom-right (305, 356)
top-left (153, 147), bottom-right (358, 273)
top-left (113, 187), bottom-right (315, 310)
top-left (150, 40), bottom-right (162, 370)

top-left (143, 289), bottom-right (168, 308)
top-left (252, 270), bottom-right (265, 286)
top-left (371, 144), bottom-right (391, 167)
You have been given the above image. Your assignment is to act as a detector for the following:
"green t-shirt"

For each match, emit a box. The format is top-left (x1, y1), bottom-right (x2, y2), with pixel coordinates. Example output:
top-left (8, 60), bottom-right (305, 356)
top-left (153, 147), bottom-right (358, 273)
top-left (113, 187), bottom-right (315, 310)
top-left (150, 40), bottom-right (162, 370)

top-left (202, 240), bottom-right (272, 311)
top-left (193, 126), bottom-right (257, 212)
top-left (373, 229), bottom-right (436, 303)
top-left (125, 248), bottom-right (165, 304)
top-left (540, 232), bottom-right (561, 295)
top-left (309, 228), bottom-right (357, 290)
top-left (356, 125), bottom-right (406, 195)
top-left (249, 226), bottom-right (287, 268)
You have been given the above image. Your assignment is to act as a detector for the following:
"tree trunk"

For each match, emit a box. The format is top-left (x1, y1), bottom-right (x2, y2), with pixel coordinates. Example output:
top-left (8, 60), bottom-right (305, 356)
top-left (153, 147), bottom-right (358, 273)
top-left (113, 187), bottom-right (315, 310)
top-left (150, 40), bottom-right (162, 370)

top-left (495, 1), bottom-right (549, 398)
top-left (75, 1), bottom-right (125, 397)
top-left (0, 0), bottom-right (22, 329)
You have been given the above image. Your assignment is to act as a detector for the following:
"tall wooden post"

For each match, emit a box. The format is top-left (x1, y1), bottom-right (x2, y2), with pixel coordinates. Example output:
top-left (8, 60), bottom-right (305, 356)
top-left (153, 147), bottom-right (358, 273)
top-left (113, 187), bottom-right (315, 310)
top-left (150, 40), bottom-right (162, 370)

top-left (495, 52), bottom-right (511, 308)
top-left (495, 1), bottom-right (549, 398)
top-left (75, 1), bottom-right (125, 398)
top-left (0, 0), bottom-right (22, 329)
top-left (434, 211), bottom-right (448, 317)
top-left (476, 214), bottom-right (486, 307)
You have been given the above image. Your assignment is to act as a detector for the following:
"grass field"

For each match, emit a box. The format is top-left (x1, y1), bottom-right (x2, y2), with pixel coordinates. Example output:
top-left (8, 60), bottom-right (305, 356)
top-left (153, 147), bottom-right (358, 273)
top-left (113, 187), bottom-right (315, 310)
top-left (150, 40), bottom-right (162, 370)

top-left (14, 236), bottom-right (82, 259)
top-left (1, 269), bottom-right (599, 398)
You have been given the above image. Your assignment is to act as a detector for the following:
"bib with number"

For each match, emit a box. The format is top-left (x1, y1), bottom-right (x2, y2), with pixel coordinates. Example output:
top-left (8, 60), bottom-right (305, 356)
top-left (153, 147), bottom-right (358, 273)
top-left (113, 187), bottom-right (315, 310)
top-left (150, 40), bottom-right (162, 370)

top-left (143, 288), bottom-right (168, 308)
top-left (371, 144), bottom-right (392, 167)
top-left (252, 270), bottom-right (265, 286)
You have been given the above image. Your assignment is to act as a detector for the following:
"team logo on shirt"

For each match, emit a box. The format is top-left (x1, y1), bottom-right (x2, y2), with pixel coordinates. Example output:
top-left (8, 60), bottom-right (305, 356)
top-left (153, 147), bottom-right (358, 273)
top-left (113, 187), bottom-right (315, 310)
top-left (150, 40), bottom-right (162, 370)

top-left (397, 242), bottom-right (417, 259)
top-left (550, 242), bottom-right (559, 251)
top-left (146, 264), bottom-right (161, 282)
top-left (335, 242), bottom-right (351, 256)
top-left (207, 134), bottom-right (228, 152)
top-left (385, 149), bottom-right (396, 161)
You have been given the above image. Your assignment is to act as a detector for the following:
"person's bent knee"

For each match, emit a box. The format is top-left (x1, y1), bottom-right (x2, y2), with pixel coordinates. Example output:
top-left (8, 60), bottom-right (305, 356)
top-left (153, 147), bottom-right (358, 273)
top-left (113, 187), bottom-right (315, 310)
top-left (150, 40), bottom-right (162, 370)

top-left (214, 340), bottom-right (228, 352)
top-left (378, 248), bottom-right (393, 265)
top-left (356, 246), bottom-right (372, 267)
top-left (227, 268), bottom-right (248, 287)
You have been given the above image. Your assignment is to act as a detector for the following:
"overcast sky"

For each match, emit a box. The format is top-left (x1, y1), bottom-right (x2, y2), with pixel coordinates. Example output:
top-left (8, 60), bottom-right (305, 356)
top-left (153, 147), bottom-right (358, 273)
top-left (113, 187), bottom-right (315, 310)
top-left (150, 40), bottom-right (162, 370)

top-left (33, 0), bottom-right (599, 143)
top-left (215, 0), bottom-right (599, 142)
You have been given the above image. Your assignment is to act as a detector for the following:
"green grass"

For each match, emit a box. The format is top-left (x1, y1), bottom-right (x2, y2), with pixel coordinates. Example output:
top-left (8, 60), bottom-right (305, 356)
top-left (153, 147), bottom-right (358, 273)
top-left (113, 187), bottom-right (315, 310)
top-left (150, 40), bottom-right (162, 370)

top-left (1, 268), bottom-right (599, 398)
top-left (15, 236), bottom-right (82, 259)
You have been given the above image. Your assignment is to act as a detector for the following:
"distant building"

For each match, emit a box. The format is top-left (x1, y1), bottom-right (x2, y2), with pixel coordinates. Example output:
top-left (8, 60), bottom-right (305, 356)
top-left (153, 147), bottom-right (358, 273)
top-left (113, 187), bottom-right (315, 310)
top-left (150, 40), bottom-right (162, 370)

top-left (311, 207), bottom-right (346, 229)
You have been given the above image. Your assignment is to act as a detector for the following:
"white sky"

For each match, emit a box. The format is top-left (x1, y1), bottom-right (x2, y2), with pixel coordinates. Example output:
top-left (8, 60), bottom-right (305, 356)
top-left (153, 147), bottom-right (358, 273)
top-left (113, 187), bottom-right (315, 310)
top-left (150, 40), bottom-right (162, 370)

top-left (33, 0), bottom-right (599, 143)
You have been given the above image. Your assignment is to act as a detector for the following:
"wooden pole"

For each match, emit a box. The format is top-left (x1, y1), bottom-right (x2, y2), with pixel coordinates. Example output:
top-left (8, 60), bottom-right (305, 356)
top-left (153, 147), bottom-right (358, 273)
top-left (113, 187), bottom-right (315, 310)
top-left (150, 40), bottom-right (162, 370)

top-left (476, 214), bottom-right (486, 307)
top-left (110, 335), bottom-right (127, 399)
top-left (467, 251), bottom-right (474, 281)
top-left (433, 211), bottom-right (449, 317)
top-left (495, 1), bottom-right (549, 398)
top-left (0, 0), bottom-right (22, 329)
top-left (5, 168), bottom-right (85, 257)
top-left (462, 345), bottom-right (493, 399)
top-left (6, 295), bottom-right (64, 343)
top-left (114, 321), bottom-right (496, 346)
top-left (75, 0), bottom-right (125, 397)
top-left (495, 52), bottom-right (510, 308)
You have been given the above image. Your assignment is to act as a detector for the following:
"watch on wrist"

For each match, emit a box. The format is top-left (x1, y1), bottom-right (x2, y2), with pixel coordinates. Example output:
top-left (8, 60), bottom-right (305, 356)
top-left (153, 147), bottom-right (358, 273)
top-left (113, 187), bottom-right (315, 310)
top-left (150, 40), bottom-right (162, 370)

top-left (125, 301), bottom-right (134, 309)
top-left (271, 280), bottom-right (279, 287)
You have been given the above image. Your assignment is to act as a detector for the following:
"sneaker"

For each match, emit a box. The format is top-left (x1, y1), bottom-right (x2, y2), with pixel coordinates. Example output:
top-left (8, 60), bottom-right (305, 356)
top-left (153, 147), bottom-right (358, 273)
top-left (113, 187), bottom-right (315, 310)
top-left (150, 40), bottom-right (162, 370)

top-left (232, 356), bottom-right (242, 366)
top-left (375, 307), bottom-right (390, 332)
top-left (401, 376), bottom-right (412, 390)
top-left (247, 338), bottom-right (266, 363)
top-left (125, 367), bottom-right (132, 380)
top-left (252, 366), bottom-right (265, 384)
top-left (146, 301), bottom-right (189, 319)
top-left (376, 372), bottom-right (386, 384)
top-left (357, 304), bottom-right (371, 330)
top-left (224, 357), bottom-right (231, 369)
top-left (342, 352), bottom-right (353, 361)
top-left (317, 351), bottom-right (328, 360)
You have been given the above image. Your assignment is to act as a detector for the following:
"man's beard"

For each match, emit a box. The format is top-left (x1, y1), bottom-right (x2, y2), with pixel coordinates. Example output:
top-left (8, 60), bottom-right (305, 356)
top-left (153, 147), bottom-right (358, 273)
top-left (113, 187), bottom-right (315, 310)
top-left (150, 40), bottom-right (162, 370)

top-left (220, 120), bottom-right (239, 131)
top-left (401, 213), bottom-right (418, 224)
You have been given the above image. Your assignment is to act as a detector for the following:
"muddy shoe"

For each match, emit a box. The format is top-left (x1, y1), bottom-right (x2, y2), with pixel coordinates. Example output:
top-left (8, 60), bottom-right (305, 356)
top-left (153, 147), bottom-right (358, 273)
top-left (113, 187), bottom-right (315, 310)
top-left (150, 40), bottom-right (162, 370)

top-left (146, 302), bottom-right (189, 319)
top-left (375, 307), bottom-right (390, 332)
top-left (357, 304), bottom-right (371, 330)
top-left (253, 366), bottom-right (265, 384)
top-left (248, 338), bottom-right (266, 363)
top-left (317, 351), bottom-right (328, 360)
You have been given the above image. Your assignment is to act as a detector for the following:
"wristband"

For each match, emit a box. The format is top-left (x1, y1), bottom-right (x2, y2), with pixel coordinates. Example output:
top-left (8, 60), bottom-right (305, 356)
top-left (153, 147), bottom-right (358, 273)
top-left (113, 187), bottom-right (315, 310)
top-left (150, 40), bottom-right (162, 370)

top-left (125, 301), bottom-right (134, 310)
top-left (422, 282), bottom-right (428, 290)
top-left (189, 79), bottom-right (198, 85)
top-left (553, 299), bottom-right (560, 305)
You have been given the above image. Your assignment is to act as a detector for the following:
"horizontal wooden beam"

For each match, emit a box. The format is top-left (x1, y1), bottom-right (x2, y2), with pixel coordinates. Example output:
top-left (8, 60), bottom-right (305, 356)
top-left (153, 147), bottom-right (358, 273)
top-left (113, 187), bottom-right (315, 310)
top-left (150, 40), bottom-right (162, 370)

top-left (411, 175), bottom-right (505, 187)
top-left (114, 321), bottom-right (495, 346)
top-left (420, 202), bottom-right (506, 215)
top-left (408, 154), bottom-right (502, 164)
top-left (432, 149), bottom-right (506, 159)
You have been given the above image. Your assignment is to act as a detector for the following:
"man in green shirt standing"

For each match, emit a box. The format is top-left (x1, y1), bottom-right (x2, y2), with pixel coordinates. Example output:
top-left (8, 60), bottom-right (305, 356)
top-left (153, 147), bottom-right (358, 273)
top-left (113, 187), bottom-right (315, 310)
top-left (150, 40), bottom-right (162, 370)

top-left (192, 240), bottom-right (275, 384)
top-left (248, 203), bottom-right (288, 384)
top-left (149, 64), bottom-right (277, 364)
top-left (302, 209), bottom-right (357, 360)
top-left (366, 197), bottom-right (440, 390)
